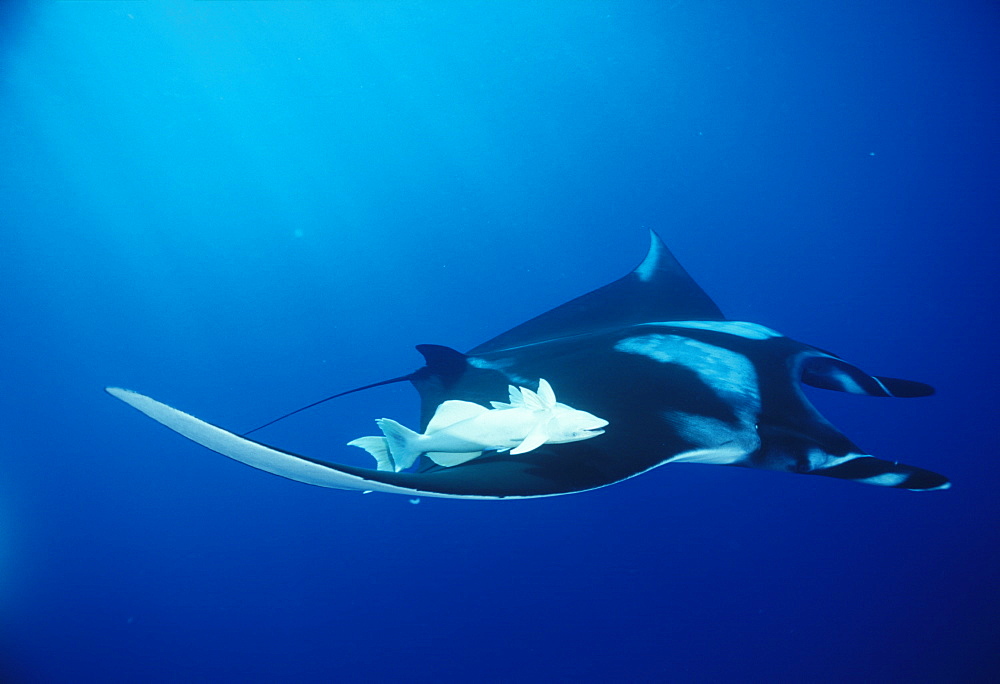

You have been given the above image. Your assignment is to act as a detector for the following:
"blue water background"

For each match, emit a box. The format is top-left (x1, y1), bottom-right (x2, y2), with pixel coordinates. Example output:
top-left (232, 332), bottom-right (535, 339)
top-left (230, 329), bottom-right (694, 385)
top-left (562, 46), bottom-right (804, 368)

top-left (1, 2), bottom-right (997, 682)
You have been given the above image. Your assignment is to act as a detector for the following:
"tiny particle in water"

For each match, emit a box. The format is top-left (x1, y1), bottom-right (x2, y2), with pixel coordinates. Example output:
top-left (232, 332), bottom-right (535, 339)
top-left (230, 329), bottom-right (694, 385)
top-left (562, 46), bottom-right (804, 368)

top-left (409, 498), bottom-right (421, 505)
top-left (293, 229), bottom-right (304, 238)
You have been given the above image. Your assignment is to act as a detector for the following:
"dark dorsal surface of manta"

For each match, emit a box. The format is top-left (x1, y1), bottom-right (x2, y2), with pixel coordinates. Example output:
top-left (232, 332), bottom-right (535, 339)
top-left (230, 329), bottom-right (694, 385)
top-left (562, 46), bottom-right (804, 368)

top-left (107, 231), bottom-right (949, 498)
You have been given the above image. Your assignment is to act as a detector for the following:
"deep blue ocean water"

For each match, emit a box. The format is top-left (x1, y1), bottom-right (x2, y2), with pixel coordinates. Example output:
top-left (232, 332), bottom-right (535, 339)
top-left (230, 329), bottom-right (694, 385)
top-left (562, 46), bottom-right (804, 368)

top-left (1, 2), bottom-right (998, 682)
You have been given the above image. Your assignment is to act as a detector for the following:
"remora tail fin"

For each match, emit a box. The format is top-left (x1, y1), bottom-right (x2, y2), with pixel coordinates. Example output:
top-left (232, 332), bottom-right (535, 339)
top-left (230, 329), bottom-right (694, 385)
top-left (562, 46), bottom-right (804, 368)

top-left (377, 419), bottom-right (424, 471)
top-left (347, 436), bottom-right (394, 472)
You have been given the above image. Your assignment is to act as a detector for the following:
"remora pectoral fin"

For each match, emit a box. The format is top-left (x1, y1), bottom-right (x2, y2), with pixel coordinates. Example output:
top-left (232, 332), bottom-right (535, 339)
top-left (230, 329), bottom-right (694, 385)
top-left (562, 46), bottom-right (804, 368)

top-left (511, 421), bottom-right (549, 455)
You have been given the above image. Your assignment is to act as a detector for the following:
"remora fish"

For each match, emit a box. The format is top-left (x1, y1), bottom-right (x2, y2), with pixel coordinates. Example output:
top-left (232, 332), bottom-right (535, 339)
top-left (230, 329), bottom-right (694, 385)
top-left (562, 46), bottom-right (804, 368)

top-left (348, 378), bottom-right (609, 471)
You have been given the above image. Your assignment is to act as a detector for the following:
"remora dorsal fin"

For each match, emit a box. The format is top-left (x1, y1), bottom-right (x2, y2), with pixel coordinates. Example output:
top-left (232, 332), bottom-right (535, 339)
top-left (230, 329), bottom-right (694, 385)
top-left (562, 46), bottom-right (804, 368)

top-left (469, 230), bottom-right (725, 354)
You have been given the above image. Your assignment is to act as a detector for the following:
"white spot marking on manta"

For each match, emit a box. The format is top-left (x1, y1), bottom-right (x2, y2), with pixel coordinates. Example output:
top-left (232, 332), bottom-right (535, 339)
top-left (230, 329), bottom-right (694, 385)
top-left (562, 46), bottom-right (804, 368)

top-left (830, 370), bottom-right (865, 395)
top-left (634, 234), bottom-right (663, 282)
top-left (914, 481), bottom-right (951, 491)
top-left (662, 412), bottom-right (759, 460)
top-left (807, 449), bottom-right (861, 471)
top-left (873, 377), bottom-right (891, 396)
top-left (856, 472), bottom-right (909, 487)
top-left (468, 357), bottom-right (531, 385)
top-left (616, 334), bottom-right (762, 454)
top-left (615, 334), bottom-right (761, 411)
top-left (655, 321), bottom-right (783, 340)
top-left (667, 444), bottom-right (748, 465)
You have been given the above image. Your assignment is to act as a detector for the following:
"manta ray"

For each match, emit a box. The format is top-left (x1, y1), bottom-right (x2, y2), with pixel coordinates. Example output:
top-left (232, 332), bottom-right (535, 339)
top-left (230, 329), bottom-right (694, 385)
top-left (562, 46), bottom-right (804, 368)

top-left (107, 231), bottom-right (949, 498)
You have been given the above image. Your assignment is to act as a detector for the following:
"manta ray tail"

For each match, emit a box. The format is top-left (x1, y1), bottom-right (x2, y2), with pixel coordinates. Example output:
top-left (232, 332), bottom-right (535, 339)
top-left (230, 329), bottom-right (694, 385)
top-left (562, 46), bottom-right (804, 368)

top-left (376, 419), bottom-right (423, 471)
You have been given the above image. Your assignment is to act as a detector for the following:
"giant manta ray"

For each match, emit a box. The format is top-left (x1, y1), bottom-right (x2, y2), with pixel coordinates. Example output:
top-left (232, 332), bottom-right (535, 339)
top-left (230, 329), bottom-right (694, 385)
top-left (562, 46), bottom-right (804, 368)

top-left (108, 232), bottom-right (949, 498)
